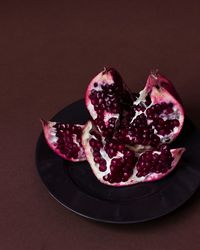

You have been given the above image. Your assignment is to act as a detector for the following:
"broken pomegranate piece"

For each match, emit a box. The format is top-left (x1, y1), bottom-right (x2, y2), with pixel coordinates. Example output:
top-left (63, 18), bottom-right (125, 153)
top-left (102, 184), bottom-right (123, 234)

top-left (85, 67), bottom-right (132, 136)
top-left (41, 119), bottom-right (86, 162)
top-left (82, 121), bottom-right (185, 186)
top-left (115, 70), bottom-right (185, 151)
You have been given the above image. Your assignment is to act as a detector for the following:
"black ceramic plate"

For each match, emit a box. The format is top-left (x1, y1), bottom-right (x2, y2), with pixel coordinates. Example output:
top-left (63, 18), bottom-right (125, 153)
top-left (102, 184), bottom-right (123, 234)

top-left (36, 100), bottom-right (200, 223)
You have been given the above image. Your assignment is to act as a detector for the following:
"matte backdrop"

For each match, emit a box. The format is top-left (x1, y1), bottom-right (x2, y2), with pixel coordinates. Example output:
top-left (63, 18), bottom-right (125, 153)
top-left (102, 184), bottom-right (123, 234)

top-left (0, 1), bottom-right (200, 250)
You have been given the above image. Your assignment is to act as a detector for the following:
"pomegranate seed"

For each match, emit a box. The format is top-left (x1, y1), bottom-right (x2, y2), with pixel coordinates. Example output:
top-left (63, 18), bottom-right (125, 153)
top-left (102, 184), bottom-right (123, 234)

top-left (99, 165), bottom-right (107, 172)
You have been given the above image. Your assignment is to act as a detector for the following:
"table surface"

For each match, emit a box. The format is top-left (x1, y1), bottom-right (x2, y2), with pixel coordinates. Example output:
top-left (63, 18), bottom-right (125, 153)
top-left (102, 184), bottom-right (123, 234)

top-left (1, 1), bottom-right (200, 250)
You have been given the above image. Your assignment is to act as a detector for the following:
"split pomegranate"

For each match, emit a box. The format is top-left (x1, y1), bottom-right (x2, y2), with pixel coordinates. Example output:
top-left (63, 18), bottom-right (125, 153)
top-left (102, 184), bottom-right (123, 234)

top-left (41, 119), bottom-right (86, 162)
top-left (82, 121), bottom-right (185, 186)
top-left (85, 67), bottom-right (132, 136)
top-left (41, 68), bottom-right (186, 187)
top-left (114, 70), bottom-right (184, 151)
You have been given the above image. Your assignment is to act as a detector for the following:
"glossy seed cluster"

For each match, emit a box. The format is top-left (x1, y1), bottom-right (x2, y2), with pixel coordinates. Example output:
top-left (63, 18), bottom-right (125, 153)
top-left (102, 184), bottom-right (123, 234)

top-left (89, 133), bottom-right (137, 183)
top-left (115, 99), bottom-right (180, 146)
top-left (104, 140), bottom-right (136, 183)
top-left (89, 138), bottom-right (106, 171)
top-left (136, 144), bottom-right (173, 177)
top-left (89, 82), bottom-right (123, 134)
top-left (54, 123), bottom-right (82, 159)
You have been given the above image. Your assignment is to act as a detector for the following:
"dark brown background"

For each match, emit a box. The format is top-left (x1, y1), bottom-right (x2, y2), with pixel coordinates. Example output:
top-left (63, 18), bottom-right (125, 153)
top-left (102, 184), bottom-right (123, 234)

top-left (1, 1), bottom-right (200, 249)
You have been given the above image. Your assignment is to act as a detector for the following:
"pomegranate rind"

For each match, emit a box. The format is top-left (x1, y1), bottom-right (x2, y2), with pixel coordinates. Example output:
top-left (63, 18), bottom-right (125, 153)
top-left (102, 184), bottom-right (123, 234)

top-left (41, 119), bottom-right (86, 162)
top-left (146, 70), bottom-right (184, 105)
top-left (82, 121), bottom-right (185, 186)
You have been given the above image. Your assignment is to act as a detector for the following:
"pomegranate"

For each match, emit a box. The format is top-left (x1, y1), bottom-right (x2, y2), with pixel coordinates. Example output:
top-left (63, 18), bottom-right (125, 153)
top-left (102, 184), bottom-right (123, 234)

top-left (82, 121), bottom-right (185, 186)
top-left (41, 119), bottom-right (86, 162)
top-left (41, 68), bottom-right (186, 187)
top-left (115, 70), bottom-right (185, 151)
top-left (85, 67), bottom-right (132, 137)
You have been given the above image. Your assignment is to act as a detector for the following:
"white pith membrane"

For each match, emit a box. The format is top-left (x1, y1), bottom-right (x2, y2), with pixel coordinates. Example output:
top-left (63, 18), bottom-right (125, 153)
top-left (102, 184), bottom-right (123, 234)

top-left (115, 72), bottom-right (185, 151)
top-left (82, 121), bottom-right (185, 186)
top-left (41, 120), bottom-right (86, 162)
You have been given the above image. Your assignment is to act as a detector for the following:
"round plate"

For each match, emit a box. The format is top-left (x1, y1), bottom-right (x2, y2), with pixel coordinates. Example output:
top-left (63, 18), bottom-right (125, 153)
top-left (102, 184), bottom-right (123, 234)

top-left (36, 99), bottom-right (200, 223)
